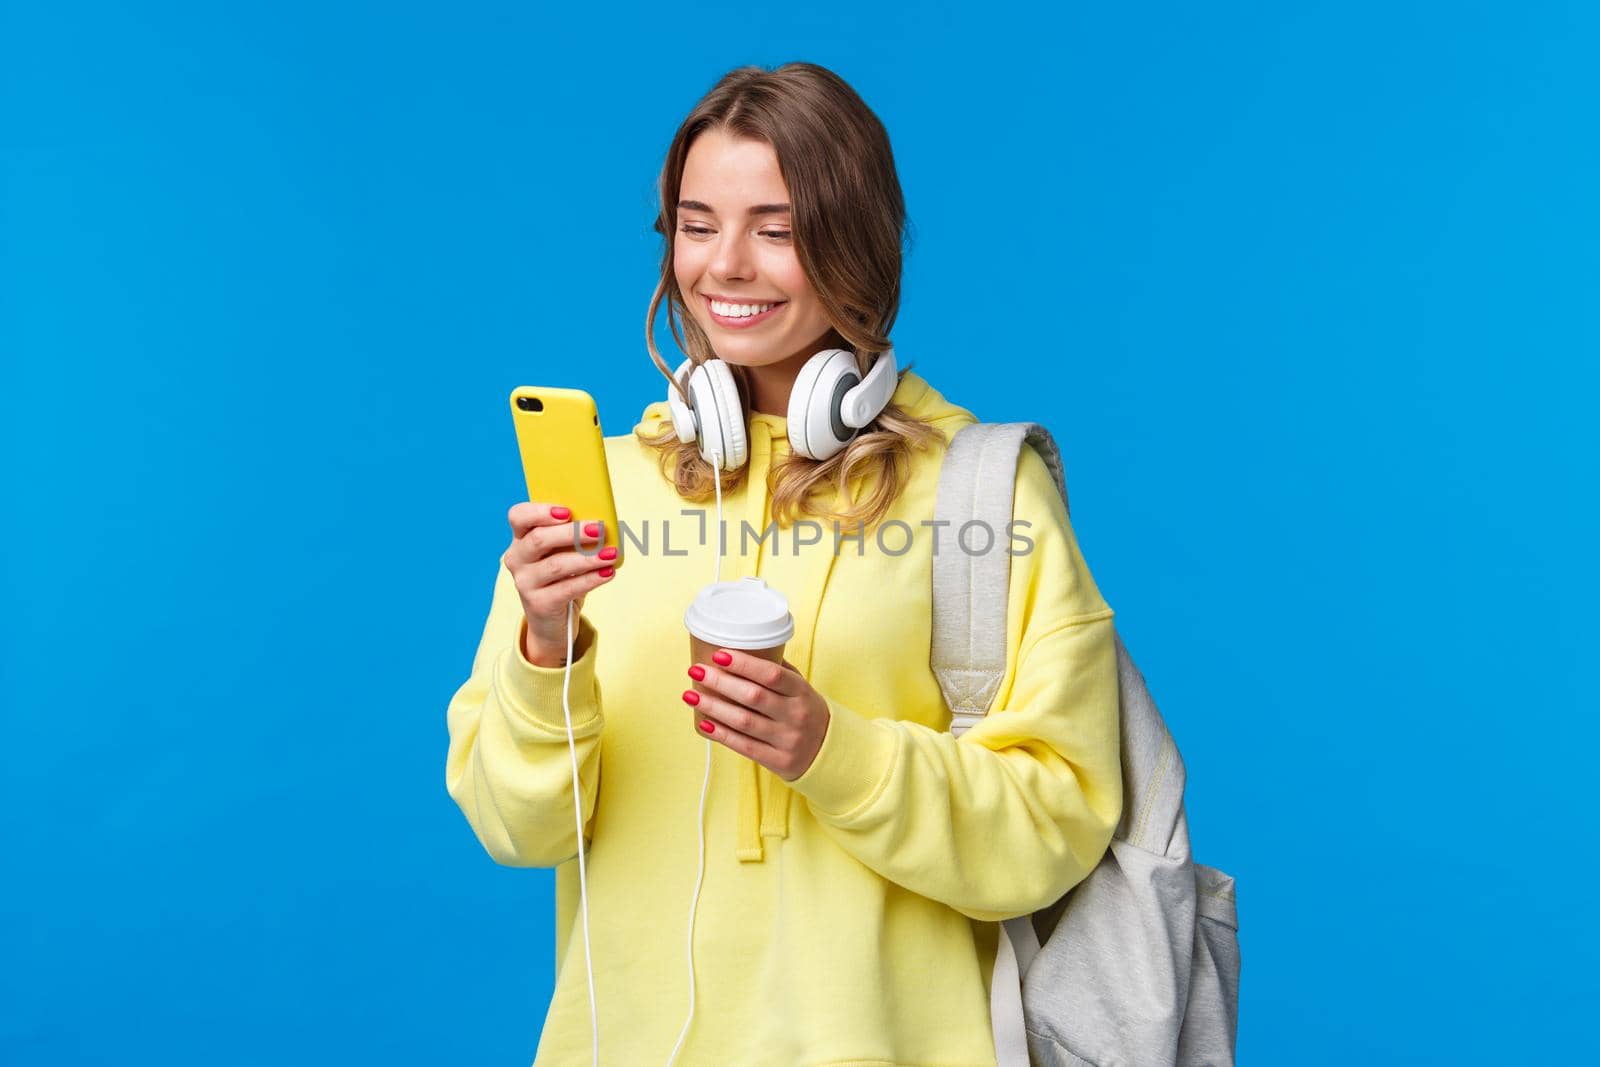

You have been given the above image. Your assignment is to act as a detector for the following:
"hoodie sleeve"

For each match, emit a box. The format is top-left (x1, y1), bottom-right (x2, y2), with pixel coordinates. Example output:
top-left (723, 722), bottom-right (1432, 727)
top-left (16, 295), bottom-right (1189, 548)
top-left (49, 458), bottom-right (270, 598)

top-left (444, 562), bottom-right (605, 868)
top-left (784, 444), bottom-right (1123, 923)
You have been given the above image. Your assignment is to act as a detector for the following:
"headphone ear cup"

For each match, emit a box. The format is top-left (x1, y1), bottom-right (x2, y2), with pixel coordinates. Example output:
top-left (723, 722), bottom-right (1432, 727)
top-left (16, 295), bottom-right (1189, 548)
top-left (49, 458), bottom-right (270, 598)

top-left (789, 349), bottom-right (860, 461)
top-left (689, 359), bottom-right (748, 470)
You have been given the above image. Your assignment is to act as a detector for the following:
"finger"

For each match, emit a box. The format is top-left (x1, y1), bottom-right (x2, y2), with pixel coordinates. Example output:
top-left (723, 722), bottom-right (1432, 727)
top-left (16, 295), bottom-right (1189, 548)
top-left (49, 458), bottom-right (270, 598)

top-left (526, 518), bottom-right (601, 552)
top-left (528, 562), bottom-right (616, 615)
top-left (683, 687), bottom-right (783, 748)
top-left (691, 662), bottom-right (780, 718)
top-left (689, 707), bottom-right (787, 770)
top-left (532, 542), bottom-right (617, 589)
top-left (512, 519), bottom-right (602, 566)
top-left (712, 648), bottom-right (804, 698)
top-left (508, 501), bottom-right (577, 539)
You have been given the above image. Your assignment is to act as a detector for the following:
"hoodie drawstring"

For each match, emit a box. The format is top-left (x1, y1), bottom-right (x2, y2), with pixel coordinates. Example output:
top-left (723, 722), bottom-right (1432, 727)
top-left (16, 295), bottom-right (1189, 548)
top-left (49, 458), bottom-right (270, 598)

top-left (732, 418), bottom-right (797, 864)
top-left (736, 762), bottom-right (793, 863)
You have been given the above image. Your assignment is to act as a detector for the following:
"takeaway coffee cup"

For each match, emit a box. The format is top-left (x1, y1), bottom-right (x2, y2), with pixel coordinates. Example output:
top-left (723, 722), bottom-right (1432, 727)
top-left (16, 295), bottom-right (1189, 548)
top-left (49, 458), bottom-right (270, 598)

top-left (684, 575), bottom-right (795, 667)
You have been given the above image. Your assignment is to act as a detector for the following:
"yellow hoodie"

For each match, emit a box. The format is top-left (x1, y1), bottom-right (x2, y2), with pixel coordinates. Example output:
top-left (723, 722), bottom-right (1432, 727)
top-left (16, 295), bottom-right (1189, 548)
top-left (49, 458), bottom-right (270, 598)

top-left (444, 369), bottom-right (1123, 1066)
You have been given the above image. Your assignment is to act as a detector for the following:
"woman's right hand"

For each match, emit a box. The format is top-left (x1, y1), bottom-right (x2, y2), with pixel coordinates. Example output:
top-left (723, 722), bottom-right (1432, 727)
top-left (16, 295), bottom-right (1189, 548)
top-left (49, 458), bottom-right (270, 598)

top-left (502, 503), bottom-right (619, 668)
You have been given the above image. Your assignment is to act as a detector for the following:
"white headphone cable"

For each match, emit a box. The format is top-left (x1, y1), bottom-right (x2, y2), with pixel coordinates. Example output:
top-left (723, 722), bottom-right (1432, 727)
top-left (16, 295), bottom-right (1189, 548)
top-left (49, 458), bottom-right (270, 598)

top-left (667, 444), bottom-right (722, 1065)
top-left (560, 593), bottom-right (600, 1067)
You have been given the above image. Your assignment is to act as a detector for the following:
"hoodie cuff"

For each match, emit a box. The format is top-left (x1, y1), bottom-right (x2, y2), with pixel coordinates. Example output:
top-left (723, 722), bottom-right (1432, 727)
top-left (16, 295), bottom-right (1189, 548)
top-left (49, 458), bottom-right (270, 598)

top-left (787, 694), bottom-right (897, 820)
top-left (493, 614), bottom-right (603, 736)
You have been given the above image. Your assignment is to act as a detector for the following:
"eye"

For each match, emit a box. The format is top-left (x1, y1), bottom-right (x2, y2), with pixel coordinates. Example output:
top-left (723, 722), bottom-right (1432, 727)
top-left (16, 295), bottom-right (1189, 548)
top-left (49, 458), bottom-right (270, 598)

top-left (762, 230), bottom-right (792, 241)
top-left (679, 225), bottom-right (713, 237)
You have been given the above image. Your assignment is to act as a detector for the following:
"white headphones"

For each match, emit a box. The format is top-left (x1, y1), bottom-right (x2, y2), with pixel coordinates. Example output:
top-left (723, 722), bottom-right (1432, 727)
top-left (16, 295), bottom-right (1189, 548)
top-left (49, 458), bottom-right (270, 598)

top-left (667, 347), bottom-right (899, 470)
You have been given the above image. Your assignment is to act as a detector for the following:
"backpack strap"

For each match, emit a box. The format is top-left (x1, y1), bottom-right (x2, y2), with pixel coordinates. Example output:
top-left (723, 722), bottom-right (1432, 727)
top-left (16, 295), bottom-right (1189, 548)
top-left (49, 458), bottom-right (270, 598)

top-left (933, 421), bottom-right (1189, 850)
top-left (931, 421), bottom-right (1068, 736)
top-left (931, 420), bottom-right (1068, 1067)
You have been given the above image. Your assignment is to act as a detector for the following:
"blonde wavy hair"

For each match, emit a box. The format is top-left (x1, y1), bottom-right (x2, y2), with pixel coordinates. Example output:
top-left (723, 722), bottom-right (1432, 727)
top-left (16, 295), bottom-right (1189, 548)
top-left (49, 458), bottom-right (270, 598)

top-left (637, 62), bottom-right (946, 530)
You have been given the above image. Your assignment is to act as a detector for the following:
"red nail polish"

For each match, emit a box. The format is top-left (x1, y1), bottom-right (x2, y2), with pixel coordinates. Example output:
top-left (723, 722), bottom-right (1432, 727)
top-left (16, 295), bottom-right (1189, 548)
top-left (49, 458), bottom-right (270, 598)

top-left (598, 567), bottom-right (614, 578)
top-left (583, 522), bottom-right (601, 538)
top-left (713, 650), bottom-right (733, 666)
top-left (550, 506), bottom-right (571, 520)
top-left (682, 690), bottom-right (701, 706)
top-left (598, 546), bottom-right (618, 561)
top-left (698, 720), bottom-right (715, 734)
top-left (687, 665), bottom-right (705, 681)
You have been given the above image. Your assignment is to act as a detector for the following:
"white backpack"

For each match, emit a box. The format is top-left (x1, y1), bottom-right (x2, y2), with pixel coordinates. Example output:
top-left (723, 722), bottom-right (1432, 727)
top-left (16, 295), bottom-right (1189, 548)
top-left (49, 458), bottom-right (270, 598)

top-left (931, 422), bottom-right (1242, 1067)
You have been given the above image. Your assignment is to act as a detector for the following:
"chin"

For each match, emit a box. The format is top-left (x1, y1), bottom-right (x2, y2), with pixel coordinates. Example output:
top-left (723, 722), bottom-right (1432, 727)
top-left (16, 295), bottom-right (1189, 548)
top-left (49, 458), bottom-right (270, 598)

top-left (701, 332), bottom-right (783, 366)
top-left (720, 346), bottom-right (795, 369)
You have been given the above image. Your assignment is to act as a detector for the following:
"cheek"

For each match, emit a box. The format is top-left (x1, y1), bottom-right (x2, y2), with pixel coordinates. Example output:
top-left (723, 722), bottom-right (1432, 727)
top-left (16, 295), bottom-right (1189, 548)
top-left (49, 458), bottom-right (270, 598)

top-left (783, 279), bottom-right (830, 332)
top-left (770, 258), bottom-right (821, 315)
top-left (673, 241), bottom-right (702, 293)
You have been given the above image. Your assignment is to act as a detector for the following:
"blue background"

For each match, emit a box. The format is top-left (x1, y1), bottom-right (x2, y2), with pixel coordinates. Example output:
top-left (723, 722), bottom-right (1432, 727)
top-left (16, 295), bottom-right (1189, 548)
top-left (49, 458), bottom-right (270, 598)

top-left (3, 1), bottom-right (1595, 1063)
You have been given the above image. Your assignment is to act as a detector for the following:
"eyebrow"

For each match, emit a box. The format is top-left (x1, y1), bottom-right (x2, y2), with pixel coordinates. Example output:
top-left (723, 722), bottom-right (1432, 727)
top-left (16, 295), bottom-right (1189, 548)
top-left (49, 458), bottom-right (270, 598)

top-left (678, 199), bottom-right (792, 217)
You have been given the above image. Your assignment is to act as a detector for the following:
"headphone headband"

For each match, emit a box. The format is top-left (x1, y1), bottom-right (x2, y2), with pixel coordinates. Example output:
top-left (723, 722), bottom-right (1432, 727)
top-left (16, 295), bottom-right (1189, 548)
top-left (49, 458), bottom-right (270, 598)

top-left (840, 348), bottom-right (897, 429)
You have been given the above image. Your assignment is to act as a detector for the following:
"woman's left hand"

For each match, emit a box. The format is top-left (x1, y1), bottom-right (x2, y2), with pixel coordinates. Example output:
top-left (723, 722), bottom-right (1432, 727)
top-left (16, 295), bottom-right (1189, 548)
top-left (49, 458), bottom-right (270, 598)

top-left (684, 649), bottom-right (830, 781)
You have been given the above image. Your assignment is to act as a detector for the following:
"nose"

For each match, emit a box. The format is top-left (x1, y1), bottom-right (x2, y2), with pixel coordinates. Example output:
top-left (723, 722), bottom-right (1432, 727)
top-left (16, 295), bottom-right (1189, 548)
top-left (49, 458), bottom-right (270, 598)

top-left (710, 229), bottom-right (755, 282)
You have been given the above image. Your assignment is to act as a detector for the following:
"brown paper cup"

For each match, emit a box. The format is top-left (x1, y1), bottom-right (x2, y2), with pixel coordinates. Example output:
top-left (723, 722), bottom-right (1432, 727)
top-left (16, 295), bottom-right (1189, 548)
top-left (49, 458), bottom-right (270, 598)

top-left (689, 634), bottom-right (788, 668)
top-left (684, 577), bottom-right (796, 721)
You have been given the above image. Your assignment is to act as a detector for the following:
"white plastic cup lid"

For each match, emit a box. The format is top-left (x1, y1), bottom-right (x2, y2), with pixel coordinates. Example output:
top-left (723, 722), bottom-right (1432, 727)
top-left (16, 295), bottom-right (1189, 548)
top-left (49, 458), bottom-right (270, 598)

top-left (683, 576), bottom-right (795, 650)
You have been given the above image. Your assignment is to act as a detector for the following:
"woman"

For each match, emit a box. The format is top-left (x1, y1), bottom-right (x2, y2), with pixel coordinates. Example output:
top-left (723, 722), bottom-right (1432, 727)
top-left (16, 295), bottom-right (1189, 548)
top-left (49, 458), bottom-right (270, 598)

top-left (445, 62), bottom-right (1123, 1066)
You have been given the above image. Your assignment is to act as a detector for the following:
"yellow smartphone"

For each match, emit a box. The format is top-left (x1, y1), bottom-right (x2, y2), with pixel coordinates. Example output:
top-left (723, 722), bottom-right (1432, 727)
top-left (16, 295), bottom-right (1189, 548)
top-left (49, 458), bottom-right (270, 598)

top-left (509, 385), bottom-right (622, 569)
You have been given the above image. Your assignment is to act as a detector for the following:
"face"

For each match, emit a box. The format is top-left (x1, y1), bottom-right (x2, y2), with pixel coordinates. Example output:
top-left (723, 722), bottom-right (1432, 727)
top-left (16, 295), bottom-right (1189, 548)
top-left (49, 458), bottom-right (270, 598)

top-left (673, 128), bottom-right (838, 370)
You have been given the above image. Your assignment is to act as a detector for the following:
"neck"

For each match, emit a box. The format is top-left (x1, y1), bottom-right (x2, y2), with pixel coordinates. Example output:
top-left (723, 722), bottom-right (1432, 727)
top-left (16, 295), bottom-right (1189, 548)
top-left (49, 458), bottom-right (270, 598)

top-left (743, 328), bottom-right (849, 416)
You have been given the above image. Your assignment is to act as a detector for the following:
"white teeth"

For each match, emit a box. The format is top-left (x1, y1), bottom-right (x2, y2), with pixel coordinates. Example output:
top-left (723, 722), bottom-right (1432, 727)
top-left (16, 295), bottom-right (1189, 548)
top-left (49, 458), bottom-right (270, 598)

top-left (710, 299), bottom-right (778, 318)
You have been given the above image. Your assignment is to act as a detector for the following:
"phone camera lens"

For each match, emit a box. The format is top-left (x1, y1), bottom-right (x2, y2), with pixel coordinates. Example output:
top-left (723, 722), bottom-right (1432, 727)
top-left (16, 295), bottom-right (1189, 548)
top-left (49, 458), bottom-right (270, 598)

top-left (518, 396), bottom-right (544, 413)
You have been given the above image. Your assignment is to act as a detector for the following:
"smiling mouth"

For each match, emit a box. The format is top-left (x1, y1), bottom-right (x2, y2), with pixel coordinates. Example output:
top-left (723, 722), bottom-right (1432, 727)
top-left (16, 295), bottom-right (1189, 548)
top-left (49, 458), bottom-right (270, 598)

top-left (703, 294), bottom-right (787, 328)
